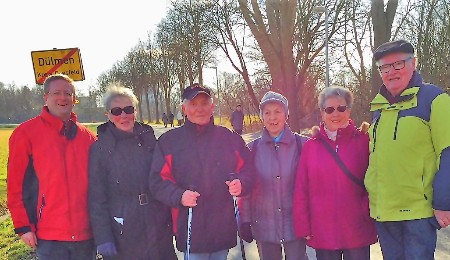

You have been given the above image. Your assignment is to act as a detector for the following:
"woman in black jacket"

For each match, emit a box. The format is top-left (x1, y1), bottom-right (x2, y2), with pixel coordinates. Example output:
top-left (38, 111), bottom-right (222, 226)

top-left (88, 85), bottom-right (176, 260)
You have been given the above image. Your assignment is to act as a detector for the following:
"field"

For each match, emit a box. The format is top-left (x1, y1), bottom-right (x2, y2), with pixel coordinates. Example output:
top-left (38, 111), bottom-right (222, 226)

top-left (0, 129), bottom-right (13, 211)
top-left (0, 128), bottom-right (36, 259)
top-left (0, 125), bottom-right (102, 260)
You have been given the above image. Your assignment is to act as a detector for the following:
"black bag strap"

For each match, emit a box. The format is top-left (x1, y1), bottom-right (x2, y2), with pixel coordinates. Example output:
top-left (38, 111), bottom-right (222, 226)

top-left (249, 137), bottom-right (261, 154)
top-left (293, 133), bottom-right (307, 153)
top-left (317, 137), bottom-right (366, 190)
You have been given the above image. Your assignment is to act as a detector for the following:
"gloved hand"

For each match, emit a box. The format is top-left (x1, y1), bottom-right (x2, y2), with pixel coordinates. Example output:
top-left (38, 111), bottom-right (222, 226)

top-left (239, 222), bottom-right (254, 243)
top-left (97, 242), bottom-right (118, 256)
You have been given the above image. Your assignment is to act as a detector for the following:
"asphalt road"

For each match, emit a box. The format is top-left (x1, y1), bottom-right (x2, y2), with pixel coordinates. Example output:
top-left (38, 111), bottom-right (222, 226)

top-left (153, 124), bottom-right (450, 260)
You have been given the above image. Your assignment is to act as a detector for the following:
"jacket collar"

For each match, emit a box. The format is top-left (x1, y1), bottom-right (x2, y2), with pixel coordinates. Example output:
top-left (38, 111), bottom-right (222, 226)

top-left (184, 117), bottom-right (215, 134)
top-left (374, 71), bottom-right (422, 105)
top-left (261, 123), bottom-right (295, 144)
top-left (96, 121), bottom-right (153, 148)
top-left (318, 119), bottom-right (357, 141)
top-left (370, 86), bottom-right (419, 111)
top-left (40, 106), bottom-right (77, 130)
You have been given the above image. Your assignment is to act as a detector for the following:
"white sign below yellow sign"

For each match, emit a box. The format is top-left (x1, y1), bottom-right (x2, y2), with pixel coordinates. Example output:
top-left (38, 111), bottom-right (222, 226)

top-left (31, 48), bottom-right (84, 84)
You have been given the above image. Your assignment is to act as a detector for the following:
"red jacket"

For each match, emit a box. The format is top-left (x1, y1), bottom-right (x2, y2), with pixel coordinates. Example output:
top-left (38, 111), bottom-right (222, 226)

top-left (7, 107), bottom-right (96, 241)
top-left (292, 120), bottom-right (377, 250)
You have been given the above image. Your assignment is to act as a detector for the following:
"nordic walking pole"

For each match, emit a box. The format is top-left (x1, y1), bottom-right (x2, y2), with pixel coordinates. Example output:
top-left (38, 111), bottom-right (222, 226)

top-left (228, 173), bottom-right (247, 260)
top-left (185, 185), bottom-right (197, 260)
top-left (186, 207), bottom-right (192, 260)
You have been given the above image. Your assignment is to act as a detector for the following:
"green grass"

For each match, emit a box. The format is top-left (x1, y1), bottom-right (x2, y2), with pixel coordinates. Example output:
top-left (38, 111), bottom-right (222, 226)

top-left (0, 219), bottom-right (35, 260)
top-left (0, 124), bottom-right (18, 129)
top-left (0, 125), bottom-right (100, 259)
top-left (84, 123), bottom-right (101, 133)
top-left (0, 128), bottom-right (35, 259)
top-left (0, 129), bottom-right (13, 209)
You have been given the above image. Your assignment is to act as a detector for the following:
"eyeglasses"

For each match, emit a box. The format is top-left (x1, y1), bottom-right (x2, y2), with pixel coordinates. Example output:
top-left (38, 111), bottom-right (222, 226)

top-left (323, 105), bottom-right (348, 114)
top-left (110, 106), bottom-right (135, 116)
top-left (47, 91), bottom-right (74, 97)
top-left (378, 57), bottom-right (413, 73)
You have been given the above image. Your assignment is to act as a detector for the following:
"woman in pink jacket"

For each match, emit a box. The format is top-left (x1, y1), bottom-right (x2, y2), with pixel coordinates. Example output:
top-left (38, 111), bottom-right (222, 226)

top-left (293, 86), bottom-right (377, 260)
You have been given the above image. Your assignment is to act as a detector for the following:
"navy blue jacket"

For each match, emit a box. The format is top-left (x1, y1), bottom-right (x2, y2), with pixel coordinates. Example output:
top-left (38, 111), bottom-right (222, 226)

top-left (149, 119), bottom-right (255, 253)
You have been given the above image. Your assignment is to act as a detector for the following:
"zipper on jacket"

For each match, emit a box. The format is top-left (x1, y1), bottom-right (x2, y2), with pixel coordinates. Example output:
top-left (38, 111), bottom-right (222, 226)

top-left (372, 114), bottom-right (381, 152)
top-left (335, 144), bottom-right (339, 153)
top-left (38, 194), bottom-right (46, 219)
top-left (393, 112), bottom-right (400, 140)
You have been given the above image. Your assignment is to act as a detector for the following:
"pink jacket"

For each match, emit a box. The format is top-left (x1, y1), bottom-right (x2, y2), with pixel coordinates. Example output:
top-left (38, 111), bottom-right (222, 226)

top-left (292, 120), bottom-right (377, 250)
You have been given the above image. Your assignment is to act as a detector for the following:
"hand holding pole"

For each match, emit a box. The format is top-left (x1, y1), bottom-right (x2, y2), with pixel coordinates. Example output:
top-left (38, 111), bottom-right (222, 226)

top-left (184, 185), bottom-right (197, 260)
top-left (227, 173), bottom-right (247, 260)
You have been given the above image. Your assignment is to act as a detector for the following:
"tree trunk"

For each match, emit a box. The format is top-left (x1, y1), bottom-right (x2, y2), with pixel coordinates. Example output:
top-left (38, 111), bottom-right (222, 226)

top-left (152, 83), bottom-right (161, 124)
top-left (145, 88), bottom-right (152, 123)
top-left (239, 0), bottom-right (300, 129)
top-left (370, 0), bottom-right (398, 98)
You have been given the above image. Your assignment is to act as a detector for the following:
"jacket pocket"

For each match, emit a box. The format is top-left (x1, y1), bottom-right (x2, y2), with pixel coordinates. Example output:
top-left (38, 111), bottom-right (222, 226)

top-left (112, 216), bottom-right (124, 236)
top-left (38, 194), bottom-right (46, 220)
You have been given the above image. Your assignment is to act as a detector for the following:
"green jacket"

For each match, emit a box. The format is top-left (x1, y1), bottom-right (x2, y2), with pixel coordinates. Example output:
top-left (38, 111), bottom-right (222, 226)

top-left (365, 72), bottom-right (450, 221)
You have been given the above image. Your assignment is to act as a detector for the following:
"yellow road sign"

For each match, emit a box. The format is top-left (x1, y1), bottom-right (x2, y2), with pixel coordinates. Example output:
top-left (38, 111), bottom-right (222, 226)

top-left (31, 48), bottom-right (84, 84)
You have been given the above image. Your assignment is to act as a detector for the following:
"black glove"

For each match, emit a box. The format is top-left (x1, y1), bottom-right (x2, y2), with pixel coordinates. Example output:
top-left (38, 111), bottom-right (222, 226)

top-left (239, 222), bottom-right (254, 243)
top-left (97, 242), bottom-right (118, 256)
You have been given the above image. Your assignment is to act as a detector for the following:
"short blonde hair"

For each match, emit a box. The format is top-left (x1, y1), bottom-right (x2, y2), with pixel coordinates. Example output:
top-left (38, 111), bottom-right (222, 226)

top-left (103, 85), bottom-right (139, 110)
top-left (43, 74), bottom-right (75, 94)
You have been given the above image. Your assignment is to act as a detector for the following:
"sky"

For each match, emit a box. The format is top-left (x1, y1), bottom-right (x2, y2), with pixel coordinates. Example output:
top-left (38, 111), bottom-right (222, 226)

top-left (0, 0), bottom-right (174, 95)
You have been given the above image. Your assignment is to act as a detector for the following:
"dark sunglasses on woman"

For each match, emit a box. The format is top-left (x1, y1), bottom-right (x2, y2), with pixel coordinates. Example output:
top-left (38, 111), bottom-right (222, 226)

top-left (323, 105), bottom-right (348, 114)
top-left (110, 106), bottom-right (135, 116)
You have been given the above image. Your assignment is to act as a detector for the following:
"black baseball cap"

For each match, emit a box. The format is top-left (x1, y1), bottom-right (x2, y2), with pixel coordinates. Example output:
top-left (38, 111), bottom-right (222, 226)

top-left (182, 83), bottom-right (211, 100)
top-left (374, 39), bottom-right (415, 61)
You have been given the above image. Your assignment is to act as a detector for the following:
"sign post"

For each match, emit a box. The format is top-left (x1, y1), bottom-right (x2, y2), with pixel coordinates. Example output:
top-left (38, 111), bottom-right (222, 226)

top-left (31, 48), bottom-right (84, 84)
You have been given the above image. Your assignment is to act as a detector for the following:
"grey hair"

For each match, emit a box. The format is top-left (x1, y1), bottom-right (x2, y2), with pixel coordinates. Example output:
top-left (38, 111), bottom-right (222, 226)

top-left (318, 86), bottom-right (353, 109)
top-left (103, 84), bottom-right (139, 111)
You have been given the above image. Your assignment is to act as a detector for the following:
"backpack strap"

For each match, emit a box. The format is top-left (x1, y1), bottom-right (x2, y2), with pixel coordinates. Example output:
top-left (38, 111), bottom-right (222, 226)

top-left (293, 133), bottom-right (307, 155)
top-left (248, 137), bottom-right (261, 154)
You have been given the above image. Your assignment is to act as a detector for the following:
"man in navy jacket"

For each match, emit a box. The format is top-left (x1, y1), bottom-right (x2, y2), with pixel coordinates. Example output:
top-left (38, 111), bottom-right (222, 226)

top-left (149, 83), bottom-right (254, 259)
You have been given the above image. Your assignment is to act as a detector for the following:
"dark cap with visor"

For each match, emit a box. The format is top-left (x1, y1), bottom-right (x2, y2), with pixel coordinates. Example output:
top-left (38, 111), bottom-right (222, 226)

top-left (374, 39), bottom-right (415, 61)
top-left (182, 83), bottom-right (211, 100)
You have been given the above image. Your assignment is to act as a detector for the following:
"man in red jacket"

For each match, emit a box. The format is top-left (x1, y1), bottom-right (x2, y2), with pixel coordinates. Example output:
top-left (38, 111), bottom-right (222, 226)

top-left (7, 74), bottom-right (97, 259)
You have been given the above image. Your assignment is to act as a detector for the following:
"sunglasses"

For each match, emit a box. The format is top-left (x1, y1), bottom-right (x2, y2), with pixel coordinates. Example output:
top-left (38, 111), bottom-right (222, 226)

top-left (110, 106), bottom-right (135, 116)
top-left (323, 105), bottom-right (348, 114)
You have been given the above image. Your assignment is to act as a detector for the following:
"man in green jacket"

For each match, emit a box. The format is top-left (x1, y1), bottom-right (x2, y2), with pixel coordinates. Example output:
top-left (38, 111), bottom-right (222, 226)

top-left (365, 39), bottom-right (450, 260)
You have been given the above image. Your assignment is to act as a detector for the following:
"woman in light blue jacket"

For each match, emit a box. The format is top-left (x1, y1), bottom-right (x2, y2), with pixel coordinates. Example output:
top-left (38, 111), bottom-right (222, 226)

top-left (239, 91), bottom-right (309, 260)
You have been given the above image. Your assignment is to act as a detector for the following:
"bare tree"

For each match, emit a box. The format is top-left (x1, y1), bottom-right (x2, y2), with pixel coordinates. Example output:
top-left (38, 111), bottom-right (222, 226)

top-left (370, 0), bottom-right (398, 97)
top-left (162, 1), bottom-right (217, 87)
top-left (339, 0), bottom-right (372, 122)
top-left (238, 0), bottom-right (347, 130)
top-left (211, 0), bottom-right (260, 109)
top-left (411, 0), bottom-right (450, 92)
